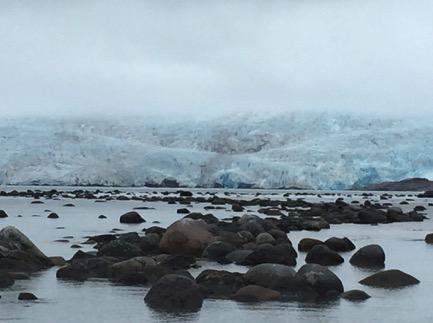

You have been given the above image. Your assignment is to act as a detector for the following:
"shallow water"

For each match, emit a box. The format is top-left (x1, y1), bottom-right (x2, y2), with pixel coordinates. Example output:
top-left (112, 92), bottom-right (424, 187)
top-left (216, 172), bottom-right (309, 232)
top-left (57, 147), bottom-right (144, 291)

top-left (0, 186), bottom-right (432, 323)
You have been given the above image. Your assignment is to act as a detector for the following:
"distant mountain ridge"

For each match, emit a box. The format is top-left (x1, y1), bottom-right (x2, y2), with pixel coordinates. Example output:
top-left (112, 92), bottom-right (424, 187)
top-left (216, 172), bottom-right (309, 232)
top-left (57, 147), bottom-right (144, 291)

top-left (0, 113), bottom-right (432, 189)
top-left (360, 178), bottom-right (433, 191)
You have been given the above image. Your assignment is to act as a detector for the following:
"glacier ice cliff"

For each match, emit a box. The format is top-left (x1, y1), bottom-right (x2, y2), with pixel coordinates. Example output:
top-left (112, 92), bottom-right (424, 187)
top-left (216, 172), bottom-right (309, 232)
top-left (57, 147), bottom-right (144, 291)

top-left (0, 112), bottom-right (432, 189)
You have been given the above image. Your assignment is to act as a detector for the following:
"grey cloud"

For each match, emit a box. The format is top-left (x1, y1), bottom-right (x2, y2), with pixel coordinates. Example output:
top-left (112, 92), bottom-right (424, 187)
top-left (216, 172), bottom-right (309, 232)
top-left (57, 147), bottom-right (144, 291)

top-left (0, 0), bottom-right (433, 118)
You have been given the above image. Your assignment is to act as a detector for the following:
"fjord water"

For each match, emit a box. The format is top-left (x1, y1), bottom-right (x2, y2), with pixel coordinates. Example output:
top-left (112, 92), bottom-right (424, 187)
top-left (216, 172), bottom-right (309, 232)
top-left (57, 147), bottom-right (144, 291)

top-left (0, 187), bottom-right (432, 323)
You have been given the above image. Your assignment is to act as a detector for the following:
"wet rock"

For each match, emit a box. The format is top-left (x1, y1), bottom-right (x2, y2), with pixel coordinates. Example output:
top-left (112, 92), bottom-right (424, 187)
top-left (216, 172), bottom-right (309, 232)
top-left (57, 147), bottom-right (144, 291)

top-left (302, 219), bottom-right (330, 231)
top-left (160, 219), bottom-right (214, 256)
top-left (47, 212), bottom-right (59, 219)
top-left (0, 210), bottom-right (8, 218)
top-left (119, 211), bottom-right (145, 224)
top-left (196, 269), bottom-right (245, 298)
top-left (359, 269), bottom-right (419, 288)
top-left (414, 205), bottom-right (426, 212)
top-left (245, 263), bottom-right (296, 290)
top-left (0, 272), bottom-right (14, 288)
top-left (341, 290), bottom-right (370, 301)
top-left (305, 245), bottom-right (344, 266)
top-left (349, 244), bottom-right (385, 268)
top-left (143, 226), bottom-right (166, 237)
top-left (298, 238), bottom-right (324, 252)
top-left (144, 274), bottom-right (204, 312)
top-left (98, 215), bottom-right (107, 219)
top-left (203, 241), bottom-right (235, 262)
top-left (386, 207), bottom-right (410, 222)
top-left (232, 285), bottom-right (281, 302)
top-left (295, 264), bottom-right (344, 300)
top-left (158, 255), bottom-right (196, 270)
top-left (324, 237), bottom-right (355, 252)
top-left (18, 292), bottom-right (38, 300)
top-left (63, 203), bottom-right (75, 207)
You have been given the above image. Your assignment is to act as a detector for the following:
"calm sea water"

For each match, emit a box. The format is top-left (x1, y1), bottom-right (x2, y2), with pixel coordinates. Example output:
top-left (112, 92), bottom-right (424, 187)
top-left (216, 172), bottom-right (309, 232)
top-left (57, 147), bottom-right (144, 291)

top-left (0, 186), bottom-right (432, 323)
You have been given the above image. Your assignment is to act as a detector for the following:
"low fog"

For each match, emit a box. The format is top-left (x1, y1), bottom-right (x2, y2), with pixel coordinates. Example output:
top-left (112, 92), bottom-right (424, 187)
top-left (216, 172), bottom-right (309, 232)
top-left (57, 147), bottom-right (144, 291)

top-left (1, 0), bottom-right (433, 119)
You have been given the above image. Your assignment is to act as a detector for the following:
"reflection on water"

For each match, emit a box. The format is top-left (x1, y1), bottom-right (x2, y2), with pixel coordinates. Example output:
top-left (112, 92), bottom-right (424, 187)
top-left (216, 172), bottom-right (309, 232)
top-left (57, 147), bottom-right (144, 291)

top-left (0, 187), bottom-right (432, 322)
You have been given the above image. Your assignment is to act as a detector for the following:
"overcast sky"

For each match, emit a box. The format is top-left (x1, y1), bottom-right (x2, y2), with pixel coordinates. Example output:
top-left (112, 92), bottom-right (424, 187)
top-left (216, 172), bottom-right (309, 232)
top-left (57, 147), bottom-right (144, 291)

top-left (1, 0), bottom-right (433, 118)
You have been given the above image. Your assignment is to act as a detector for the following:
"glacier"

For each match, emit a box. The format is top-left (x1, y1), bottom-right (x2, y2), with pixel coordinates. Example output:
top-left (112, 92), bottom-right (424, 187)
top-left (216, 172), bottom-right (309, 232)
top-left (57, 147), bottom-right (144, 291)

top-left (0, 112), bottom-right (432, 189)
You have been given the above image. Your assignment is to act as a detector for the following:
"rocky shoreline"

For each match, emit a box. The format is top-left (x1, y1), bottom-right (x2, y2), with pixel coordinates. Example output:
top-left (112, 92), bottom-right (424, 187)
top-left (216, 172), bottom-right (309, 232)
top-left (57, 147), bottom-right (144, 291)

top-left (0, 188), bottom-right (430, 311)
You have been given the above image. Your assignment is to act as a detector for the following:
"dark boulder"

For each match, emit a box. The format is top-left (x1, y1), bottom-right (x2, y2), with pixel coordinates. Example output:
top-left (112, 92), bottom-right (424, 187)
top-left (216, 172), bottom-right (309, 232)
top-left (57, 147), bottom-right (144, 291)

top-left (203, 241), bottom-right (235, 262)
top-left (295, 264), bottom-right (344, 300)
top-left (18, 292), bottom-right (38, 300)
top-left (425, 233), bottom-right (433, 244)
top-left (244, 263), bottom-right (296, 290)
top-left (305, 245), bottom-right (344, 266)
top-left (241, 243), bottom-right (297, 266)
top-left (298, 238), bottom-right (324, 252)
top-left (224, 250), bottom-right (253, 264)
top-left (357, 209), bottom-right (388, 224)
top-left (144, 274), bottom-right (204, 312)
top-left (324, 237), bottom-right (355, 252)
top-left (47, 212), bottom-right (59, 219)
top-left (0, 272), bottom-right (14, 288)
top-left (0, 210), bottom-right (8, 218)
top-left (359, 269), bottom-right (419, 288)
top-left (119, 211), bottom-right (145, 224)
top-left (232, 285), bottom-right (281, 302)
top-left (349, 244), bottom-right (385, 268)
top-left (341, 290), bottom-right (370, 301)
top-left (196, 269), bottom-right (245, 298)
top-left (97, 240), bottom-right (143, 259)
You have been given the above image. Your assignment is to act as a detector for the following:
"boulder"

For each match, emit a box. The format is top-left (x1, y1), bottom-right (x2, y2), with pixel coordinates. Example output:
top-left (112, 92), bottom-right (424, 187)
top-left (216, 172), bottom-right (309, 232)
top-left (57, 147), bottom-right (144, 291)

top-left (203, 241), bottom-right (235, 262)
top-left (160, 219), bottom-right (214, 256)
top-left (96, 240), bottom-right (143, 259)
top-left (341, 290), bottom-right (370, 301)
top-left (241, 243), bottom-right (297, 266)
top-left (425, 233), bottom-right (433, 244)
top-left (349, 244), bottom-right (385, 268)
top-left (47, 212), bottom-right (59, 219)
top-left (256, 232), bottom-right (276, 245)
top-left (359, 269), bottom-right (419, 288)
top-left (196, 269), bottom-right (245, 298)
top-left (232, 285), bottom-right (281, 302)
top-left (144, 274), bottom-right (204, 312)
top-left (298, 238), bottom-right (324, 252)
top-left (324, 237), bottom-right (355, 252)
top-left (357, 209), bottom-right (387, 224)
top-left (0, 210), bottom-right (8, 218)
top-left (245, 263), bottom-right (296, 290)
top-left (0, 226), bottom-right (52, 271)
top-left (295, 264), bottom-right (344, 299)
top-left (0, 272), bottom-right (14, 288)
top-left (49, 256), bottom-right (66, 267)
top-left (119, 211), bottom-right (145, 224)
top-left (110, 256), bottom-right (156, 279)
top-left (305, 245), bottom-right (344, 266)
top-left (18, 292), bottom-right (38, 300)
top-left (224, 250), bottom-right (253, 264)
